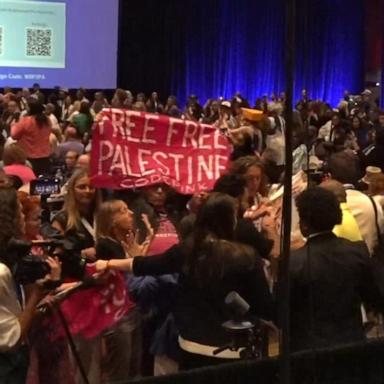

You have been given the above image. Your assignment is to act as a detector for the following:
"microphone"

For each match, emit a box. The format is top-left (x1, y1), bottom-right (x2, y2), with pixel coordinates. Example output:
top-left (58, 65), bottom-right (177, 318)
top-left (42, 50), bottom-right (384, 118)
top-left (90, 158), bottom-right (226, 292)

top-left (225, 291), bottom-right (250, 320)
top-left (224, 291), bottom-right (277, 333)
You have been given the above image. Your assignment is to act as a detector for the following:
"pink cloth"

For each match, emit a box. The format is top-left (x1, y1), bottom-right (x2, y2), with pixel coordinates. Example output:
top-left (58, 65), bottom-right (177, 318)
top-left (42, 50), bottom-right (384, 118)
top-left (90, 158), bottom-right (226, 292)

top-left (11, 116), bottom-right (52, 158)
top-left (59, 265), bottom-right (135, 339)
top-left (3, 164), bottom-right (36, 184)
top-left (147, 214), bottom-right (178, 256)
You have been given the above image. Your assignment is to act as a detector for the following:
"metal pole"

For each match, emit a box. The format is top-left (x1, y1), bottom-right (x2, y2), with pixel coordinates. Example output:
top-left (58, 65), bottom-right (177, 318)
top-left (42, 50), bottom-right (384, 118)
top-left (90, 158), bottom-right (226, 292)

top-left (381, 0), bottom-right (384, 108)
top-left (279, 0), bottom-right (295, 383)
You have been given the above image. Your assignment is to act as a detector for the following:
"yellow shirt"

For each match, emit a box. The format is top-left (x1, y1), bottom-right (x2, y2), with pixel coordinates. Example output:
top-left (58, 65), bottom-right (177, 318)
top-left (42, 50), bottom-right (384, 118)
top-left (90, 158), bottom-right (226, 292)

top-left (333, 203), bottom-right (363, 242)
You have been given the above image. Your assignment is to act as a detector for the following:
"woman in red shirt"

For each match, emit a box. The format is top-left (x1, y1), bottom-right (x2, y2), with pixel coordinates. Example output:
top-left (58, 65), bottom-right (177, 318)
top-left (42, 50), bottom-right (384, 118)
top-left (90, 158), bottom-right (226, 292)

top-left (11, 100), bottom-right (52, 176)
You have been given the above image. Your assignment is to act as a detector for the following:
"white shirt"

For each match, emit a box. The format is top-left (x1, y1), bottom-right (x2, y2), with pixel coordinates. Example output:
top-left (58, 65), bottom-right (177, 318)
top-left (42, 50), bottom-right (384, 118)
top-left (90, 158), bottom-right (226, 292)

top-left (0, 263), bottom-right (21, 352)
top-left (265, 116), bottom-right (286, 166)
top-left (48, 113), bottom-right (61, 134)
top-left (318, 120), bottom-right (332, 141)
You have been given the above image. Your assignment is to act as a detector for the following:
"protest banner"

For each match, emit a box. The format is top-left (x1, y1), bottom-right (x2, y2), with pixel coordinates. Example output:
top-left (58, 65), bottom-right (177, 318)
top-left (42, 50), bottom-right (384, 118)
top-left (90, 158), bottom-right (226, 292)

top-left (90, 108), bottom-right (232, 194)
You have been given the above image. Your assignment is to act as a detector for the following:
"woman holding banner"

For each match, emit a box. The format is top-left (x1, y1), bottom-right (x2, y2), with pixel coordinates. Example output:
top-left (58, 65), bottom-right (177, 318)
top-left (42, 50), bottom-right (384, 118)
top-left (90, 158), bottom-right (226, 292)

top-left (94, 199), bottom-right (151, 382)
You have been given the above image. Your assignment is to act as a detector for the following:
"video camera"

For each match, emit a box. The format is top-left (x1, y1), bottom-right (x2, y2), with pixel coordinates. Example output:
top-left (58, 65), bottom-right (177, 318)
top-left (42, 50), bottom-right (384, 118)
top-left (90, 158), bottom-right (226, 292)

top-left (5, 236), bottom-right (87, 285)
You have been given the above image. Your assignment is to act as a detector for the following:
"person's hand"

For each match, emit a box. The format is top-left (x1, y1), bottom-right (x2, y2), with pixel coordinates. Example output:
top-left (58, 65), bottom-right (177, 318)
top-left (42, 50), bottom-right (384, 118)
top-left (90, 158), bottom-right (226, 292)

top-left (31, 257), bottom-right (61, 294)
top-left (121, 230), bottom-right (150, 258)
top-left (261, 208), bottom-right (278, 234)
top-left (36, 292), bottom-right (58, 311)
top-left (95, 259), bottom-right (109, 273)
top-left (95, 112), bottom-right (103, 123)
top-left (141, 214), bottom-right (154, 241)
top-left (243, 202), bottom-right (270, 220)
top-left (45, 256), bottom-right (61, 281)
top-left (81, 247), bottom-right (97, 261)
top-left (35, 257), bottom-right (61, 287)
top-left (55, 282), bottom-right (79, 293)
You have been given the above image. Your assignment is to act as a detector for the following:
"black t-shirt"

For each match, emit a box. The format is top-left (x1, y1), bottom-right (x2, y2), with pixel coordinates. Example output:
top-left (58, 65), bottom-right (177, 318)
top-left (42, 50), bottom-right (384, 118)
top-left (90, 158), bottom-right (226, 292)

top-left (52, 211), bottom-right (95, 250)
top-left (96, 237), bottom-right (125, 260)
top-left (133, 244), bottom-right (274, 347)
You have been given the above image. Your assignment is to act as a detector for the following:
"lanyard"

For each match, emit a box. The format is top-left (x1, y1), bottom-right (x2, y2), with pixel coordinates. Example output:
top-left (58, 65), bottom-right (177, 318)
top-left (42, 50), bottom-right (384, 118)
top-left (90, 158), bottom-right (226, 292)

top-left (80, 217), bottom-right (96, 240)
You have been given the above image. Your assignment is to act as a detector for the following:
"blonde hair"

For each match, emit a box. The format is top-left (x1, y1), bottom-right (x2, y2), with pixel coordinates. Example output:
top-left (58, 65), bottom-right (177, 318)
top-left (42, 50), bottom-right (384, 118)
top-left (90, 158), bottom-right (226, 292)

top-left (63, 169), bottom-right (97, 231)
top-left (96, 200), bottom-right (126, 240)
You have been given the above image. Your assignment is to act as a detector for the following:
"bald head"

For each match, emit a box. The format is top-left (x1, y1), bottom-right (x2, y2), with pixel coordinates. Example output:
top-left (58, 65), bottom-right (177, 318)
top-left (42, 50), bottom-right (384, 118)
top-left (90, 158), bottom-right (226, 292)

top-left (320, 180), bottom-right (346, 203)
top-left (65, 126), bottom-right (79, 139)
top-left (45, 103), bottom-right (55, 114)
top-left (76, 154), bottom-right (90, 171)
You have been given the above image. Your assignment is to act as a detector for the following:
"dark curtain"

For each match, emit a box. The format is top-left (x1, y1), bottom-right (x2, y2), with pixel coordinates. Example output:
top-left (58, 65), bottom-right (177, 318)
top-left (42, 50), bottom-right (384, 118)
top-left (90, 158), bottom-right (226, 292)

top-left (118, 0), bottom-right (186, 101)
top-left (295, 0), bottom-right (365, 106)
top-left (382, 57), bottom-right (384, 109)
top-left (381, 4), bottom-right (384, 108)
top-left (180, 0), bottom-right (285, 106)
top-left (118, 0), bottom-right (365, 107)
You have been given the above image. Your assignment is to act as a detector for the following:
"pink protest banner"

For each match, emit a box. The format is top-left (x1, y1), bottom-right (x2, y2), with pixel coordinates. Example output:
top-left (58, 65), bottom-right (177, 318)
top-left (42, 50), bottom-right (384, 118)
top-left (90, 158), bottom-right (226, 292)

top-left (53, 266), bottom-right (135, 340)
top-left (90, 109), bottom-right (231, 194)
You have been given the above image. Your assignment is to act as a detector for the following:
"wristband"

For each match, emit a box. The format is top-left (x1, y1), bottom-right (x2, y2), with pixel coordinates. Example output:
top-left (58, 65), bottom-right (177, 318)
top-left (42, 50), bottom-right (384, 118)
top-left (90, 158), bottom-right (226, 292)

top-left (105, 260), bottom-right (111, 270)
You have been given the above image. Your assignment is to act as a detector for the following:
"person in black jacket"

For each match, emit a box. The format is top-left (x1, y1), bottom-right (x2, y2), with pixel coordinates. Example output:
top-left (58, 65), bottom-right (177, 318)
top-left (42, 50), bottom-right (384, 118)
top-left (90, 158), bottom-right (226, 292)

top-left (95, 193), bottom-right (274, 370)
top-left (360, 128), bottom-right (384, 171)
top-left (290, 187), bottom-right (383, 351)
top-left (179, 173), bottom-right (275, 260)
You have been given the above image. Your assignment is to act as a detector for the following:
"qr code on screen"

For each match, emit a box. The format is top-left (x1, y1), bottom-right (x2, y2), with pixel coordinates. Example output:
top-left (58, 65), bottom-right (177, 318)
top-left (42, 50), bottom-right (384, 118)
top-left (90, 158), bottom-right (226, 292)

top-left (0, 27), bottom-right (3, 55)
top-left (26, 28), bottom-right (52, 57)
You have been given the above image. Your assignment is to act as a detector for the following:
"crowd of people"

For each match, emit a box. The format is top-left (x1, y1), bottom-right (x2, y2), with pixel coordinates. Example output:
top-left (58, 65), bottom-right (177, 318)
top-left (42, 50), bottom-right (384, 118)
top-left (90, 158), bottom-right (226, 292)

top-left (1, 84), bottom-right (384, 384)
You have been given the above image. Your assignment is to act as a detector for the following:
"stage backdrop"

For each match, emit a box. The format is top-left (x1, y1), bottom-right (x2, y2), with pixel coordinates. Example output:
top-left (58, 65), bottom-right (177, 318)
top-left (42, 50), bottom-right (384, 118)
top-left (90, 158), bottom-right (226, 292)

top-left (119, 0), bottom-right (365, 107)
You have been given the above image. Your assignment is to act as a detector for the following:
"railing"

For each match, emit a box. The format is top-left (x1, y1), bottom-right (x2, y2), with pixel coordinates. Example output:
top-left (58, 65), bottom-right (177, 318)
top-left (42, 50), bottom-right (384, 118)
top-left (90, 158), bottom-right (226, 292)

top-left (125, 338), bottom-right (384, 384)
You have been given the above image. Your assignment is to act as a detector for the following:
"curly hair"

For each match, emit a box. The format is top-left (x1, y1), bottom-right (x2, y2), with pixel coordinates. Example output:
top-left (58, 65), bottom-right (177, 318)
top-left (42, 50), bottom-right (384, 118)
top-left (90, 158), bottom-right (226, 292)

top-left (28, 99), bottom-right (49, 128)
top-left (18, 191), bottom-right (40, 218)
top-left (296, 187), bottom-right (342, 233)
top-left (213, 173), bottom-right (246, 199)
top-left (229, 155), bottom-right (267, 196)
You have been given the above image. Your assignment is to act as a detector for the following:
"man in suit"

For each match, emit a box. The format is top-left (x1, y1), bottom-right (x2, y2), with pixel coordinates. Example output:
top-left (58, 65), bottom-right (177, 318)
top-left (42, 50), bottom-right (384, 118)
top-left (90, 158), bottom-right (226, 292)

top-left (289, 187), bottom-right (382, 351)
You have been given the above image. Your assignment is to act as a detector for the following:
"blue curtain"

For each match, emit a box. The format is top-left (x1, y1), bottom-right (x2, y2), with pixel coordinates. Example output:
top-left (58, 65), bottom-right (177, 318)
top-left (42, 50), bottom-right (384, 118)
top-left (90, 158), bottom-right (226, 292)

top-left (173, 0), bottom-right (364, 107)
top-left (295, 0), bottom-right (365, 106)
top-left (177, 0), bottom-right (285, 106)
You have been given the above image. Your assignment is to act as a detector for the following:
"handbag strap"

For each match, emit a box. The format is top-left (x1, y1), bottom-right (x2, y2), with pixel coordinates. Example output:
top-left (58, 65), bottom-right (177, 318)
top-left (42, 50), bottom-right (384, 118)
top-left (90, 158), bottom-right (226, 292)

top-left (368, 195), bottom-right (382, 245)
top-left (80, 217), bottom-right (96, 240)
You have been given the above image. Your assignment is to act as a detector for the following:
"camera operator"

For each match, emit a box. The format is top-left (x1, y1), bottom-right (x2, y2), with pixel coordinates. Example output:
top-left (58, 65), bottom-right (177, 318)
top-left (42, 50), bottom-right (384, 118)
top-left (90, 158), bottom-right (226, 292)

top-left (0, 182), bottom-right (61, 383)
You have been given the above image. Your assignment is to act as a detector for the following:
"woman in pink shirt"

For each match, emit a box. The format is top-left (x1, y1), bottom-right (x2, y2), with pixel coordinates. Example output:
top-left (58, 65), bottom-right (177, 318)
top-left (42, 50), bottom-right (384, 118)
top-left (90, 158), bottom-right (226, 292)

top-left (11, 100), bottom-right (52, 176)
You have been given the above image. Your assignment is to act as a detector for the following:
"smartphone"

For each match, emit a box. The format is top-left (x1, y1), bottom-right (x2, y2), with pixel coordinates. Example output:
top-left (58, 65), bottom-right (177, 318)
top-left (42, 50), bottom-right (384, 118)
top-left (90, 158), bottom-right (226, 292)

top-left (30, 177), bottom-right (61, 196)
